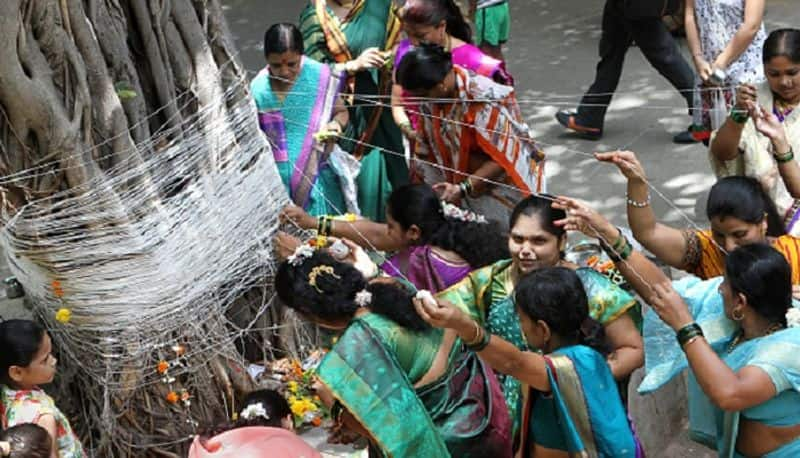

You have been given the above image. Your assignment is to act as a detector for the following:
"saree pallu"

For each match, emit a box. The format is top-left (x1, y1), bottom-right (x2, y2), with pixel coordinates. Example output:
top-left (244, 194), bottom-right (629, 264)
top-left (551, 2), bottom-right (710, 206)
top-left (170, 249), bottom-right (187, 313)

top-left (382, 245), bottom-right (472, 293)
top-left (414, 67), bottom-right (544, 226)
top-left (684, 230), bottom-right (800, 283)
top-left (300, 0), bottom-right (406, 223)
top-left (528, 345), bottom-right (639, 457)
top-left (250, 57), bottom-right (355, 215)
top-left (317, 316), bottom-right (512, 458)
top-left (639, 276), bottom-right (800, 457)
top-left (438, 260), bottom-right (638, 445)
top-left (394, 39), bottom-right (512, 130)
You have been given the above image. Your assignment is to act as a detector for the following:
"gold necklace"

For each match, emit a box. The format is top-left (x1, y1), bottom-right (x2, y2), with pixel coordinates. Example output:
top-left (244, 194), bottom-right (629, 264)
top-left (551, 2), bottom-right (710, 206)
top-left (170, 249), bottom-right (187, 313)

top-left (727, 322), bottom-right (784, 353)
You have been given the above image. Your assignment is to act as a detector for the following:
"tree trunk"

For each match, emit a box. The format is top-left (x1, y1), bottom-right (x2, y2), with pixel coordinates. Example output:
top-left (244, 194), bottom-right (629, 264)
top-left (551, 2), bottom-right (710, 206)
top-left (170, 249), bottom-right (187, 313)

top-left (0, 0), bottom-right (288, 455)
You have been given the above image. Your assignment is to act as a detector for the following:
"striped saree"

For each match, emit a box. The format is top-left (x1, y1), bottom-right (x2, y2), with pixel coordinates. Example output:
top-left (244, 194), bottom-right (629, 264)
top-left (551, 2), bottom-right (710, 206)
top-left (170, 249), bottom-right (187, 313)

top-left (413, 67), bottom-right (545, 225)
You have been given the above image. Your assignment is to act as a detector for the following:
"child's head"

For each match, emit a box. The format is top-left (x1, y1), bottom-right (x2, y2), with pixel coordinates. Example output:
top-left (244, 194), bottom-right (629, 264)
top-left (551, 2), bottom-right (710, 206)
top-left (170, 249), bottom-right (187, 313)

top-left (514, 267), bottom-right (607, 354)
top-left (237, 389), bottom-right (293, 431)
top-left (0, 423), bottom-right (53, 458)
top-left (0, 320), bottom-right (57, 389)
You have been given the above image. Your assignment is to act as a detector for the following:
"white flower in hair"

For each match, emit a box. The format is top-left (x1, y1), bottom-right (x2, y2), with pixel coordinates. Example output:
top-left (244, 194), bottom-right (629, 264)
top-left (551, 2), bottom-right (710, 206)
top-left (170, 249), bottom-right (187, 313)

top-left (354, 289), bottom-right (373, 307)
top-left (240, 402), bottom-right (270, 421)
top-left (787, 307), bottom-right (800, 328)
top-left (288, 244), bottom-right (314, 266)
top-left (441, 202), bottom-right (487, 224)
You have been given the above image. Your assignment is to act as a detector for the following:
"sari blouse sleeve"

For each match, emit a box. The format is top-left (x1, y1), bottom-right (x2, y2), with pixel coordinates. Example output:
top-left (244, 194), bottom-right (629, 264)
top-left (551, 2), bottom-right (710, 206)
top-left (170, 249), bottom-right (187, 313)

top-left (575, 268), bottom-right (637, 325)
top-left (437, 265), bottom-right (495, 326)
top-left (748, 334), bottom-right (800, 394)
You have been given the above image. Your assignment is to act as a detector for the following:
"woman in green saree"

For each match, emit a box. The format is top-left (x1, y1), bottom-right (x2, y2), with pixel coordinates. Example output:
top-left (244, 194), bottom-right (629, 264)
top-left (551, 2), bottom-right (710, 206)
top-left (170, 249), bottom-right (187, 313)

top-left (415, 267), bottom-right (641, 457)
top-left (300, 0), bottom-right (408, 222)
top-left (436, 194), bottom-right (644, 447)
top-left (274, 249), bottom-right (512, 457)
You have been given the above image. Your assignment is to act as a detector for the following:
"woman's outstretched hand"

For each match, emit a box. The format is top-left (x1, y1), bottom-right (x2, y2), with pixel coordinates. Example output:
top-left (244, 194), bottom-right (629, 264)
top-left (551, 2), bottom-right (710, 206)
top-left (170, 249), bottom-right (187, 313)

top-left (595, 150), bottom-right (647, 183)
top-left (749, 103), bottom-right (790, 150)
top-left (552, 196), bottom-right (618, 242)
top-left (413, 294), bottom-right (471, 332)
top-left (274, 231), bottom-right (302, 261)
top-left (648, 282), bottom-right (694, 332)
top-left (279, 204), bottom-right (316, 230)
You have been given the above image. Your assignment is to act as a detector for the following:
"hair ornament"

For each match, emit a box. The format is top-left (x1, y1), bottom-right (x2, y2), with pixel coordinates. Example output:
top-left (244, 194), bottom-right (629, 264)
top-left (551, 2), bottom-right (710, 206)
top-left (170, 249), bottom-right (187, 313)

top-left (354, 289), bottom-right (373, 307)
top-left (240, 402), bottom-right (270, 421)
top-left (441, 202), bottom-right (487, 223)
top-left (288, 244), bottom-right (315, 266)
top-left (308, 265), bottom-right (340, 292)
top-left (787, 307), bottom-right (800, 328)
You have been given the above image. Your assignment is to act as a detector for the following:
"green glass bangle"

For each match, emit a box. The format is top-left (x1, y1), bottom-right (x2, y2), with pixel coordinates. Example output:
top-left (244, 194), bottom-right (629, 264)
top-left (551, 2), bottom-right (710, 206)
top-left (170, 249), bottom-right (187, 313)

top-left (603, 233), bottom-right (630, 262)
top-left (729, 108), bottom-right (749, 124)
top-left (618, 241), bottom-right (633, 261)
top-left (774, 147), bottom-right (795, 164)
top-left (676, 323), bottom-right (704, 347)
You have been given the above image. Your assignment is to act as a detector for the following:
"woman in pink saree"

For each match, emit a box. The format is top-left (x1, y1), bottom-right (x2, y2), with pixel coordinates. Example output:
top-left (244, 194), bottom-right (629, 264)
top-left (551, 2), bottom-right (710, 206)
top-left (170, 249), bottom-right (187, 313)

top-left (391, 0), bottom-right (513, 147)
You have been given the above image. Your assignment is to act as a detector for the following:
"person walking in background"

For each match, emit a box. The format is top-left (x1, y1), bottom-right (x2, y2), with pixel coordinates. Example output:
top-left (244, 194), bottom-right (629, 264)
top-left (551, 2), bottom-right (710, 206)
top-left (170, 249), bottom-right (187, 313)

top-left (555, 0), bottom-right (699, 143)
top-left (469, 0), bottom-right (510, 62)
top-left (685, 0), bottom-right (766, 143)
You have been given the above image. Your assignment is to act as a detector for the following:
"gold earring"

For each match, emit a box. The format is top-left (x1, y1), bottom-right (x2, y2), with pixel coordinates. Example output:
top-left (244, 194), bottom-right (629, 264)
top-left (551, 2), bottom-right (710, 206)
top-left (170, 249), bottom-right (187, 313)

top-left (732, 308), bottom-right (744, 321)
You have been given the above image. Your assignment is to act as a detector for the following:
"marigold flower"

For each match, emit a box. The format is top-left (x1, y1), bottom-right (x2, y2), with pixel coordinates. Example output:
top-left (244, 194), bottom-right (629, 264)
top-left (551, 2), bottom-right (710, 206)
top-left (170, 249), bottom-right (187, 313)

top-left (292, 361), bottom-right (304, 378)
top-left (157, 360), bottom-right (169, 374)
top-left (55, 308), bottom-right (72, 324)
top-left (311, 416), bottom-right (322, 427)
top-left (290, 400), bottom-right (306, 417)
top-left (166, 391), bottom-right (179, 404)
top-left (287, 381), bottom-right (299, 393)
top-left (51, 280), bottom-right (64, 298)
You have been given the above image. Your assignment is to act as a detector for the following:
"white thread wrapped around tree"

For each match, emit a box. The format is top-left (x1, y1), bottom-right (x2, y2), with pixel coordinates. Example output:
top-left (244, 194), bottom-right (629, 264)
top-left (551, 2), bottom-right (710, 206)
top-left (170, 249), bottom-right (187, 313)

top-left (0, 1), bottom-right (307, 455)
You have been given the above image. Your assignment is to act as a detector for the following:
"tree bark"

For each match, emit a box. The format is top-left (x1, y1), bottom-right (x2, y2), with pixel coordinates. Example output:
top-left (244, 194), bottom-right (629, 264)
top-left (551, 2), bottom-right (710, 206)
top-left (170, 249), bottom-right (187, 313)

top-left (0, 1), bottom-right (264, 455)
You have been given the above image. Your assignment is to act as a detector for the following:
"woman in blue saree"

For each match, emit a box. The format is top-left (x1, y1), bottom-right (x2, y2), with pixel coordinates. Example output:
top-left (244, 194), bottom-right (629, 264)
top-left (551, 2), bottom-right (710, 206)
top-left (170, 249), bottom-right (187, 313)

top-left (415, 267), bottom-right (641, 457)
top-left (274, 249), bottom-right (512, 457)
top-left (557, 197), bottom-right (800, 457)
top-left (251, 23), bottom-right (357, 216)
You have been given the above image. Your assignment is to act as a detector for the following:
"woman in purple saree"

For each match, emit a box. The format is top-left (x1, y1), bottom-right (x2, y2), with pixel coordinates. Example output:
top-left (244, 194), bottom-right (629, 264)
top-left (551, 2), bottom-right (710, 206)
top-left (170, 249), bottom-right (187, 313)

top-left (280, 183), bottom-right (508, 292)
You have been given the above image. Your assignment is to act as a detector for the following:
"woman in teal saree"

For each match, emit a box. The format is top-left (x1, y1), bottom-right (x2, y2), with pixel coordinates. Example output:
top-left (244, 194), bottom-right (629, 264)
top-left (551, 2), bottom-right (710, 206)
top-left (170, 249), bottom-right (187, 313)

top-left (437, 194), bottom-right (644, 444)
top-left (251, 23), bottom-right (357, 216)
top-left (300, 0), bottom-right (408, 222)
top-left (416, 267), bottom-right (641, 457)
top-left (557, 197), bottom-right (800, 457)
top-left (274, 249), bottom-right (512, 457)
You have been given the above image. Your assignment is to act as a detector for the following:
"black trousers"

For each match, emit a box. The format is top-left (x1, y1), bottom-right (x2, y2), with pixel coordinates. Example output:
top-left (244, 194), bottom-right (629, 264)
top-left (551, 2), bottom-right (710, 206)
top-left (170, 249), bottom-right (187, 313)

top-left (577, 0), bottom-right (696, 129)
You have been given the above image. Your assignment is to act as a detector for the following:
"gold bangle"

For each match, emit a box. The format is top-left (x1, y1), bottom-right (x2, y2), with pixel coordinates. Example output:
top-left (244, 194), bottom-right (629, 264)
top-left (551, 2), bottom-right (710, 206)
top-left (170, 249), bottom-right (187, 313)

top-left (466, 321), bottom-right (482, 346)
top-left (682, 335), bottom-right (702, 349)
